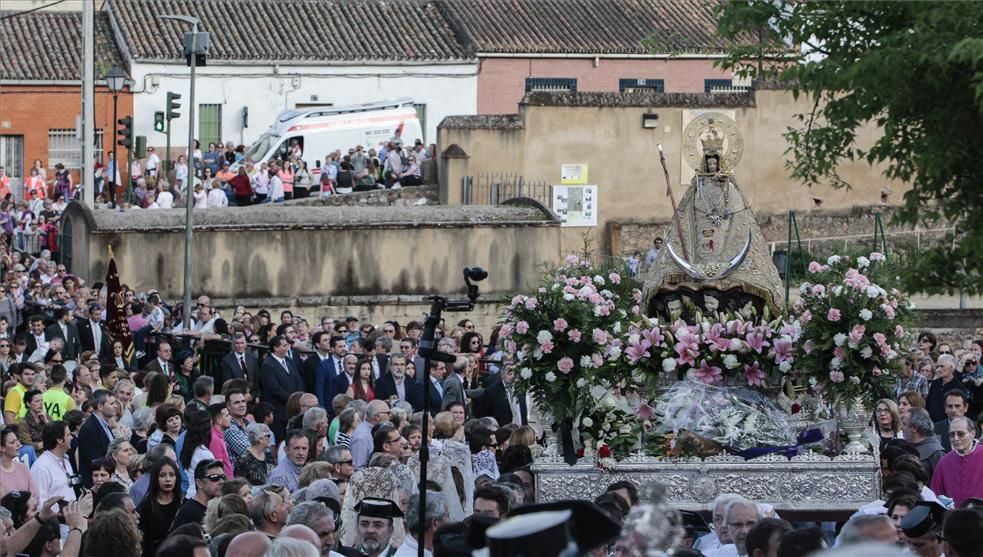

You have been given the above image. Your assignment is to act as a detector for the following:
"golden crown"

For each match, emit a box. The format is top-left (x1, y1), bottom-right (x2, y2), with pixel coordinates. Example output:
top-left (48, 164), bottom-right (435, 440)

top-left (701, 122), bottom-right (725, 155)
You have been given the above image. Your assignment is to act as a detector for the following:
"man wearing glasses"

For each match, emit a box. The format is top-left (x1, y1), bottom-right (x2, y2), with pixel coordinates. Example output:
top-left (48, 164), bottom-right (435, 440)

top-left (930, 417), bottom-right (983, 508)
top-left (171, 459), bottom-right (226, 530)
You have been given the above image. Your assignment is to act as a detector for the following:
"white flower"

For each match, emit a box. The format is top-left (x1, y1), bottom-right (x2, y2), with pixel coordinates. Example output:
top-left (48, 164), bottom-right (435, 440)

top-left (628, 333), bottom-right (640, 346)
top-left (619, 425), bottom-right (633, 434)
top-left (576, 378), bottom-right (587, 388)
top-left (602, 422), bottom-right (610, 431)
top-left (830, 357), bottom-right (842, 369)
top-left (799, 282), bottom-right (812, 294)
top-left (545, 372), bottom-right (557, 383)
top-left (865, 286), bottom-right (879, 299)
top-left (593, 275), bottom-right (605, 285)
top-left (552, 283), bottom-right (561, 290)
top-left (827, 255), bottom-right (841, 265)
top-left (593, 305), bottom-right (603, 317)
top-left (834, 333), bottom-right (848, 346)
top-left (723, 354), bottom-right (740, 369)
top-left (832, 286), bottom-right (843, 296)
top-left (519, 367), bottom-right (533, 380)
top-left (662, 358), bottom-right (677, 372)
top-left (537, 330), bottom-right (553, 343)
top-left (808, 376), bottom-right (818, 386)
top-left (613, 322), bottom-right (622, 334)
top-left (582, 417), bottom-right (594, 428)
top-left (728, 338), bottom-right (743, 351)
top-left (533, 348), bottom-right (543, 360)
top-left (856, 256), bottom-right (870, 269)
top-left (563, 293), bottom-right (575, 301)
top-left (779, 361), bottom-right (792, 372)
top-left (859, 309), bottom-right (873, 321)
top-left (860, 346), bottom-right (873, 359)
top-left (580, 355), bottom-right (592, 368)
top-left (850, 376), bottom-right (861, 384)
top-left (601, 289), bottom-right (613, 298)
top-left (516, 350), bottom-right (527, 361)
top-left (607, 346), bottom-right (622, 361)
top-left (604, 397), bottom-right (616, 408)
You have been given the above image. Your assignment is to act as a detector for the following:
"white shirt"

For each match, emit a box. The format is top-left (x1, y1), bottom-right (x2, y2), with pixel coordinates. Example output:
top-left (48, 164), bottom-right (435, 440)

top-left (207, 188), bottom-right (228, 208)
top-left (146, 153), bottom-right (160, 172)
top-left (193, 316), bottom-right (217, 335)
top-left (31, 450), bottom-right (77, 503)
top-left (270, 175), bottom-right (284, 200)
top-left (707, 544), bottom-right (738, 557)
top-left (157, 191), bottom-right (174, 208)
top-left (185, 445), bottom-right (215, 498)
top-left (393, 536), bottom-right (431, 557)
top-left (694, 532), bottom-right (721, 555)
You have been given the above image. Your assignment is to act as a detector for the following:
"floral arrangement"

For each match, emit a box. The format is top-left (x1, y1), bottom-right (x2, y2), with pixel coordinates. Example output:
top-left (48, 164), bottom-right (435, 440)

top-left (792, 252), bottom-right (915, 404)
top-left (620, 307), bottom-right (799, 390)
top-left (501, 254), bottom-right (641, 422)
top-left (576, 387), bottom-right (642, 466)
top-left (653, 381), bottom-right (797, 453)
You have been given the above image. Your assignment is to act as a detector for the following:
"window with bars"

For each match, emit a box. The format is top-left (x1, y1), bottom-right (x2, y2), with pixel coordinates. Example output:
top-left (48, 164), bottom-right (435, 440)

top-left (525, 77), bottom-right (577, 93)
top-left (705, 79), bottom-right (735, 93)
top-left (198, 104), bottom-right (222, 147)
top-left (47, 129), bottom-right (104, 169)
top-left (619, 78), bottom-right (665, 93)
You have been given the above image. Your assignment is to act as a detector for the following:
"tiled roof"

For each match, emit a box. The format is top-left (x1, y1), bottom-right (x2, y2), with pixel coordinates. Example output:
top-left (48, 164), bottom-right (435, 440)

top-left (438, 0), bottom-right (750, 55)
top-left (107, 0), bottom-right (470, 62)
top-left (0, 11), bottom-right (125, 81)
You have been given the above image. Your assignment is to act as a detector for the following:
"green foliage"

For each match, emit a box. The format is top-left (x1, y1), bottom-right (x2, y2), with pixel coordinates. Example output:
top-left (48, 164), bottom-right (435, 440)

top-left (714, 1), bottom-right (983, 295)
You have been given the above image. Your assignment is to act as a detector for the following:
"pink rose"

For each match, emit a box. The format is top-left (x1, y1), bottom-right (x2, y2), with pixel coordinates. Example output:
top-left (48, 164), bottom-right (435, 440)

top-left (803, 340), bottom-right (814, 354)
top-left (557, 357), bottom-right (574, 374)
top-left (829, 371), bottom-right (845, 383)
top-left (567, 329), bottom-right (582, 343)
top-left (895, 325), bottom-right (905, 338)
top-left (564, 255), bottom-right (579, 266)
top-left (808, 261), bottom-right (822, 273)
top-left (525, 297), bottom-right (538, 310)
top-left (631, 305), bottom-right (640, 315)
top-left (592, 328), bottom-right (608, 344)
top-left (812, 284), bottom-right (826, 296)
top-left (871, 367), bottom-right (882, 376)
top-left (800, 310), bottom-right (812, 324)
top-left (591, 353), bottom-right (604, 368)
top-left (553, 318), bottom-right (569, 332)
top-left (883, 305), bottom-right (896, 319)
top-left (872, 332), bottom-right (887, 347)
top-left (608, 272), bottom-right (621, 284)
top-left (833, 346), bottom-right (846, 359)
top-left (827, 308), bottom-right (841, 322)
top-left (515, 321), bottom-right (529, 335)
top-left (538, 287), bottom-right (547, 294)
top-left (540, 340), bottom-right (554, 354)
top-left (597, 304), bottom-right (611, 316)
top-left (848, 324), bottom-right (866, 347)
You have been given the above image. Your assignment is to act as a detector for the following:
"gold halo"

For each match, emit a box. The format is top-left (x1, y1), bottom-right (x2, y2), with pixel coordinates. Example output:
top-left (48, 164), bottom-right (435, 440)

top-left (682, 112), bottom-right (744, 172)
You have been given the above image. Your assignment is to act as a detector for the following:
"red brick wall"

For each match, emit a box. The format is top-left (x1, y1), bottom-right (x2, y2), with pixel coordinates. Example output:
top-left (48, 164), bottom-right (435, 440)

top-left (477, 57), bottom-right (731, 114)
top-left (0, 84), bottom-right (134, 184)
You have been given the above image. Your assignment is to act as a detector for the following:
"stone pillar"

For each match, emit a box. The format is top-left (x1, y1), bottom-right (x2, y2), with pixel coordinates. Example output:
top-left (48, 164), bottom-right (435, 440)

top-left (440, 144), bottom-right (470, 206)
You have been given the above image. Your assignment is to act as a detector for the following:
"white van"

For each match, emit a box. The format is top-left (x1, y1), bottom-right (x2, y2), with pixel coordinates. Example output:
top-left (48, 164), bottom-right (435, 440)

top-left (240, 98), bottom-right (423, 171)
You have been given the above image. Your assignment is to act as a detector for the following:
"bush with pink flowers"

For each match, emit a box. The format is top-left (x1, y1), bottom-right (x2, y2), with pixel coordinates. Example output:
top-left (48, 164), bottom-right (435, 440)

top-left (792, 252), bottom-right (915, 404)
top-left (500, 253), bottom-right (640, 421)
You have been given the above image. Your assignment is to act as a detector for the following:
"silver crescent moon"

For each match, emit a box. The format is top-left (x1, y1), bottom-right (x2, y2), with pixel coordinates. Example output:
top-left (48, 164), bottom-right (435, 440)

top-left (719, 230), bottom-right (753, 279)
top-left (665, 239), bottom-right (703, 280)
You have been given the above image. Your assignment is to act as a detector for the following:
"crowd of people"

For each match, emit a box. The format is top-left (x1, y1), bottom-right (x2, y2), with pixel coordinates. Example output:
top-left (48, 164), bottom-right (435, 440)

top-left (95, 138), bottom-right (435, 211)
top-left (0, 163), bottom-right (69, 258)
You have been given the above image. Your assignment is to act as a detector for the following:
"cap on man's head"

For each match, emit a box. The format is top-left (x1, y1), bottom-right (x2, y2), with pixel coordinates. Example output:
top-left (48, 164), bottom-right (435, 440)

top-left (346, 316), bottom-right (359, 324)
top-left (901, 500), bottom-right (947, 538)
top-left (12, 264), bottom-right (25, 271)
top-left (506, 500), bottom-right (619, 554)
top-left (354, 498), bottom-right (404, 519)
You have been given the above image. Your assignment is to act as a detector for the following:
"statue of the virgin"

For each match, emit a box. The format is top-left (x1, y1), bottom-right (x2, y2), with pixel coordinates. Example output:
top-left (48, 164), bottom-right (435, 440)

top-left (643, 113), bottom-right (784, 318)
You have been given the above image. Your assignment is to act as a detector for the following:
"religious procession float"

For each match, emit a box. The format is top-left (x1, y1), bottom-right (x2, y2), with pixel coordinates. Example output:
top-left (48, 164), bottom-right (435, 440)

top-left (501, 113), bottom-right (914, 512)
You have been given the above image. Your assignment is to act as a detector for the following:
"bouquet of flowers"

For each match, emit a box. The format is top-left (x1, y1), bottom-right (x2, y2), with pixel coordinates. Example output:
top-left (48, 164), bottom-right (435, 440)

top-left (793, 252), bottom-right (915, 405)
top-left (576, 386), bottom-right (642, 465)
top-left (653, 380), bottom-right (797, 453)
top-left (501, 253), bottom-right (641, 422)
top-left (620, 306), bottom-right (799, 390)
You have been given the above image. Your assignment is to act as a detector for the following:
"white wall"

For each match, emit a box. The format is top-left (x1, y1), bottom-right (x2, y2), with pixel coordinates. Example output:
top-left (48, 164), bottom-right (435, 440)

top-left (129, 62), bottom-right (477, 156)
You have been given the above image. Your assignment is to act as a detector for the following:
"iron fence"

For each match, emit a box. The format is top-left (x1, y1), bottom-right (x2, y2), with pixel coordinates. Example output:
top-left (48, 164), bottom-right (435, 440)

top-left (461, 173), bottom-right (552, 206)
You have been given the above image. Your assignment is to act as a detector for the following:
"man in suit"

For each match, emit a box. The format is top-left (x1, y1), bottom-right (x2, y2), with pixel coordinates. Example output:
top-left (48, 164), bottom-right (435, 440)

top-left (375, 354), bottom-right (412, 404)
top-left (144, 341), bottom-right (174, 380)
top-left (934, 390), bottom-right (971, 451)
top-left (25, 314), bottom-right (49, 361)
top-left (78, 388), bottom-right (117, 487)
top-left (474, 364), bottom-right (528, 427)
top-left (441, 356), bottom-right (483, 416)
top-left (398, 337), bottom-right (426, 379)
top-left (220, 333), bottom-right (259, 395)
top-left (78, 302), bottom-right (111, 358)
top-left (302, 331), bottom-right (334, 395)
top-left (259, 335), bottom-right (304, 440)
top-left (330, 354), bottom-right (358, 400)
top-left (410, 359), bottom-right (446, 415)
top-left (45, 307), bottom-right (81, 361)
top-left (315, 335), bottom-right (348, 408)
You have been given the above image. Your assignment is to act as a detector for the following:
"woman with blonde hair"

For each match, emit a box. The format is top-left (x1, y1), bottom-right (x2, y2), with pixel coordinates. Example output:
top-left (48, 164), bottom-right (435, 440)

top-left (507, 425), bottom-right (543, 459)
top-left (872, 398), bottom-right (903, 450)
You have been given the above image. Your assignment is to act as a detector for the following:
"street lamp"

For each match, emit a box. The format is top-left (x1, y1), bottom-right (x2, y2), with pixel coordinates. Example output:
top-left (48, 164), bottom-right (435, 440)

top-left (159, 14), bottom-right (206, 332)
top-left (105, 65), bottom-right (127, 209)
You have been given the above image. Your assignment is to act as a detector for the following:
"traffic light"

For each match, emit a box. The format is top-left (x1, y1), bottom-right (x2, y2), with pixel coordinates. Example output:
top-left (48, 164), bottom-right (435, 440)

top-left (154, 111), bottom-right (165, 132)
top-left (166, 91), bottom-right (181, 120)
top-left (117, 116), bottom-right (133, 149)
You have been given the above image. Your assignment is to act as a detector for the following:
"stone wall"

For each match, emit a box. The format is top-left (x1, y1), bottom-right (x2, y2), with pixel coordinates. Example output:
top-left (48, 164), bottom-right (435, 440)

top-left (291, 185), bottom-right (439, 208)
top-left (611, 206), bottom-right (951, 259)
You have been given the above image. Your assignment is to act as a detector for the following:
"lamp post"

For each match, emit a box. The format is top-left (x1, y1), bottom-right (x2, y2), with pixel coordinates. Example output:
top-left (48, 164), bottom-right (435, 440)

top-left (159, 14), bottom-right (205, 331)
top-left (105, 66), bottom-right (127, 209)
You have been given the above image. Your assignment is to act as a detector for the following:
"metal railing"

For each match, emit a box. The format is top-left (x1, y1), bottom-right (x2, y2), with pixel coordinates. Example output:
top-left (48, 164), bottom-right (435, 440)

top-left (768, 226), bottom-right (956, 255)
top-left (461, 173), bottom-right (552, 206)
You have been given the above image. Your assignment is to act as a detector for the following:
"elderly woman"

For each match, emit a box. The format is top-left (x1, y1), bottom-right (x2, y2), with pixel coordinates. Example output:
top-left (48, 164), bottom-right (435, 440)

top-left (107, 437), bottom-right (136, 489)
top-left (130, 406), bottom-right (155, 454)
top-left (235, 422), bottom-right (275, 485)
top-left (873, 398), bottom-right (903, 450)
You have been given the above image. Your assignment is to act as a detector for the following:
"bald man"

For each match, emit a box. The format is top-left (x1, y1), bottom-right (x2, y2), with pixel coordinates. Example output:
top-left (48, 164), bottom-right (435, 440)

top-left (280, 524), bottom-right (322, 553)
top-left (225, 532), bottom-right (272, 557)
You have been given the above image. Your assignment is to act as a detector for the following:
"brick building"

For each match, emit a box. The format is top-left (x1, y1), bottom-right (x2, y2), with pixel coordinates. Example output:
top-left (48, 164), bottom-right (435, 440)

top-left (0, 10), bottom-right (131, 196)
top-left (437, 0), bottom-right (752, 114)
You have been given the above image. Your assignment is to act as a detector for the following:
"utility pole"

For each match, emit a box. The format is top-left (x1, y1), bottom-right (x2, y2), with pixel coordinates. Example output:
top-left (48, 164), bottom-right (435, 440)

top-left (159, 14), bottom-right (207, 331)
top-left (81, 1), bottom-right (95, 208)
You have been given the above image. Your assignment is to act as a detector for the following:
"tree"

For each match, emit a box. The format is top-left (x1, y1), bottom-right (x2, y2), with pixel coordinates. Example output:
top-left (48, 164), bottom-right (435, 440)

top-left (713, 1), bottom-right (983, 295)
